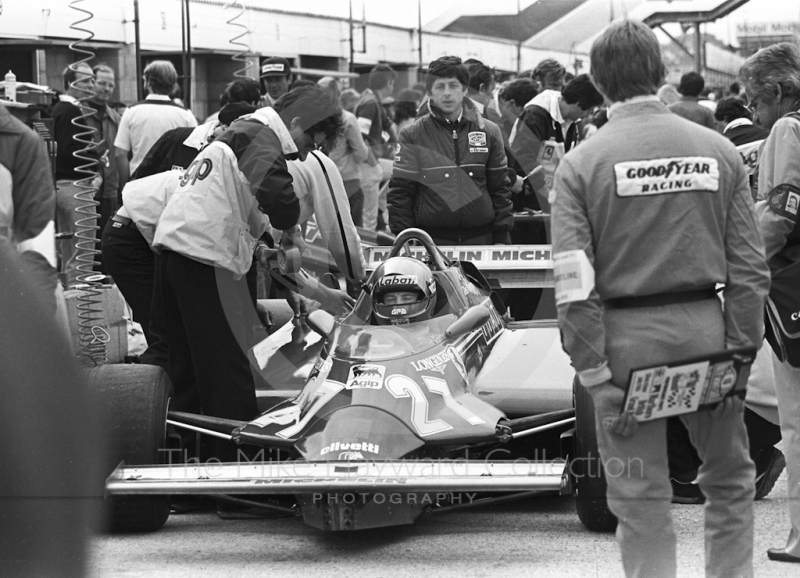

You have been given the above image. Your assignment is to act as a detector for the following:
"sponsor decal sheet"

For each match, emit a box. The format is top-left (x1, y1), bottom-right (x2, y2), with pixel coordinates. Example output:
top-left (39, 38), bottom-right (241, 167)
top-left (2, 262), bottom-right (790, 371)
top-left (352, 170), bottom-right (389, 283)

top-left (622, 347), bottom-right (756, 422)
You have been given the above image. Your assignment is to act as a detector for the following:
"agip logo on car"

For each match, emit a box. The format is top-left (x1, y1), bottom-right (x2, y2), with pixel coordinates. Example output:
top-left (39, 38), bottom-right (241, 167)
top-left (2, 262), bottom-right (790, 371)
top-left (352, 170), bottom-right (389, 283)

top-left (346, 364), bottom-right (386, 390)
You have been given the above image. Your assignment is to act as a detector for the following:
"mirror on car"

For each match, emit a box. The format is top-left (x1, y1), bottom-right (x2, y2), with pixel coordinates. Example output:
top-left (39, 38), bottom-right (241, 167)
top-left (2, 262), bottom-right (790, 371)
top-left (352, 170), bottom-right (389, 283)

top-left (445, 305), bottom-right (491, 339)
top-left (307, 309), bottom-right (335, 339)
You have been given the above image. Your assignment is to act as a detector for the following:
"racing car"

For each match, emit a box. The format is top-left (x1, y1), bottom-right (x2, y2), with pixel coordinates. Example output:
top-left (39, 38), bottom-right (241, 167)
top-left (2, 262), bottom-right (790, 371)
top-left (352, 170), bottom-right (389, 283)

top-left (99, 228), bottom-right (615, 533)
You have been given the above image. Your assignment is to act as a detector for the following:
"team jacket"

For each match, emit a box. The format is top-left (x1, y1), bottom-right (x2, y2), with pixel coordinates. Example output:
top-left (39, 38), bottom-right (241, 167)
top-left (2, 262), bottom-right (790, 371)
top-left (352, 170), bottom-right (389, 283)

top-left (551, 98), bottom-right (770, 386)
top-left (755, 112), bottom-right (800, 268)
top-left (387, 99), bottom-right (513, 243)
top-left (153, 117), bottom-right (299, 278)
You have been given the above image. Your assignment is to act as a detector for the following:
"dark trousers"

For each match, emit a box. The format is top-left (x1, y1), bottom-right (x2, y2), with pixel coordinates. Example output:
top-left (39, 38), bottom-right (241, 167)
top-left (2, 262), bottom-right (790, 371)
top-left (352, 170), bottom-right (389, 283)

top-left (156, 250), bottom-right (258, 430)
top-left (344, 178), bottom-right (363, 228)
top-left (101, 218), bottom-right (168, 370)
top-left (667, 408), bottom-right (782, 479)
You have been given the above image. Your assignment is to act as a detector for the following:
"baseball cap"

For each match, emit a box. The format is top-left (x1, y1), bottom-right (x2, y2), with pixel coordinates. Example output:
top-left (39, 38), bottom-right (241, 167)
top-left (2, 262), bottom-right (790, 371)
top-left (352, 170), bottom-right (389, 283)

top-left (261, 57), bottom-right (292, 78)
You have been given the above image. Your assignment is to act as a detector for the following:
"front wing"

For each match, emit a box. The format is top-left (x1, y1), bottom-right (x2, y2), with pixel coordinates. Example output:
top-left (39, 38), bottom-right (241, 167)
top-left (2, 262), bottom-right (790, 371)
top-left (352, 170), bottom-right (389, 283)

top-left (107, 460), bottom-right (568, 495)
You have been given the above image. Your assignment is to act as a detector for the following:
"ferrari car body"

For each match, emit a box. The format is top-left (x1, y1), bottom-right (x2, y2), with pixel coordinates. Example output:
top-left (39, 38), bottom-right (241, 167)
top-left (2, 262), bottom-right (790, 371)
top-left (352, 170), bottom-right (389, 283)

top-left (105, 229), bottom-right (595, 532)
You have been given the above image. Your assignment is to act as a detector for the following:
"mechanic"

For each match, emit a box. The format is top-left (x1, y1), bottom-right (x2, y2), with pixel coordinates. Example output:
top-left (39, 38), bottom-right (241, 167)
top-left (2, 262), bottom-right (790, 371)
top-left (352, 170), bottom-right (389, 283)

top-left (740, 41), bottom-right (800, 565)
top-left (388, 56), bottom-right (513, 246)
top-left (152, 86), bottom-right (341, 448)
top-left (369, 256), bottom-right (437, 326)
top-left (552, 20), bottom-right (769, 578)
top-left (102, 102), bottom-right (256, 371)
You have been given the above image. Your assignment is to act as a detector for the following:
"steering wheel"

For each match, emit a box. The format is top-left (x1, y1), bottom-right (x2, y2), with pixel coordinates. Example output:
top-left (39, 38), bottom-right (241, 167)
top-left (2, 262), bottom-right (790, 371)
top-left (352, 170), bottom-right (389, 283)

top-left (387, 228), bottom-right (450, 271)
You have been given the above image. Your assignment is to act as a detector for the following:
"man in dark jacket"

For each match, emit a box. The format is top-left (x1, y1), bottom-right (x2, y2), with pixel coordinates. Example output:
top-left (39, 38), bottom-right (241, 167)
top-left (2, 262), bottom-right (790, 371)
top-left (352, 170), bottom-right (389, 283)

top-left (388, 56), bottom-right (513, 245)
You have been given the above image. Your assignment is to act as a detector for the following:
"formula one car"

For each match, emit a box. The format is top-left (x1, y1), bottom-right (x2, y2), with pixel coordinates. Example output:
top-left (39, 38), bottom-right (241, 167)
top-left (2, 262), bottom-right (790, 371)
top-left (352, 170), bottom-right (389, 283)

top-left (100, 228), bottom-right (614, 533)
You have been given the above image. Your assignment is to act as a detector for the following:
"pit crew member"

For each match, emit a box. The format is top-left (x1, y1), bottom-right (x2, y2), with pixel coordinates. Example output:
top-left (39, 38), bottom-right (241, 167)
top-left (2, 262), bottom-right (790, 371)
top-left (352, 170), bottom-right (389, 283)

top-left (152, 86), bottom-right (340, 441)
top-left (388, 56), bottom-right (513, 246)
top-left (552, 20), bottom-right (769, 578)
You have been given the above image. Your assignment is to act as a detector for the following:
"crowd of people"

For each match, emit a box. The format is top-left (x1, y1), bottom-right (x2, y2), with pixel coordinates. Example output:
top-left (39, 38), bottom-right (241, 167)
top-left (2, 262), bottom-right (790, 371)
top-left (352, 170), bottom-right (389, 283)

top-left (2, 15), bottom-right (800, 577)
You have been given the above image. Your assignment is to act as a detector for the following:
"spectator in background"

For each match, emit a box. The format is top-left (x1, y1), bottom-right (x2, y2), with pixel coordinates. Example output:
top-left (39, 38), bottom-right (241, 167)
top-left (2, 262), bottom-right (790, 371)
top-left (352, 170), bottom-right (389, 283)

top-left (339, 88), bottom-right (360, 113)
top-left (668, 71), bottom-right (716, 129)
top-left (740, 41), bottom-right (800, 565)
top-left (260, 56), bottom-right (292, 107)
top-left (114, 60), bottom-right (196, 189)
top-left (466, 61), bottom-right (506, 143)
top-left (318, 76), bottom-right (370, 227)
top-left (533, 58), bottom-right (566, 92)
top-left (553, 20), bottom-right (768, 577)
top-left (388, 56), bottom-right (512, 246)
top-left (499, 78), bottom-right (538, 141)
top-left (355, 64), bottom-right (396, 231)
top-left (714, 96), bottom-right (769, 200)
top-left (52, 62), bottom-right (100, 288)
top-left (290, 79), bottom-right (316, 91)
top-left (395, 88), bottom-right (422, 132)
top-left (510, 73), bottom-right (603, 213)
top-left (656, 83), bottom-right (680, 105)
top-left (86, 63), bottom-right (121, 254)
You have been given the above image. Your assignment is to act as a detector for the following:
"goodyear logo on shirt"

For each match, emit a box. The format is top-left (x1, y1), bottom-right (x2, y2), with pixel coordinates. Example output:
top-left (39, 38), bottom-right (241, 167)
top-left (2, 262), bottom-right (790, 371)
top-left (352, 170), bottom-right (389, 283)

top-left (614, 157), bottom-right (719, 197)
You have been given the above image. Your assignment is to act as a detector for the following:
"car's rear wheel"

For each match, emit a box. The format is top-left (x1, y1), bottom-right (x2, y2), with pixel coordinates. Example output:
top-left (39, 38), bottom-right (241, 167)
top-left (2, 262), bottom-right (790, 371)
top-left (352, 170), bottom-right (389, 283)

top-left (573, 377), bottom-right (617, 532)
top-left (90, 364), bottom-right (171, 533)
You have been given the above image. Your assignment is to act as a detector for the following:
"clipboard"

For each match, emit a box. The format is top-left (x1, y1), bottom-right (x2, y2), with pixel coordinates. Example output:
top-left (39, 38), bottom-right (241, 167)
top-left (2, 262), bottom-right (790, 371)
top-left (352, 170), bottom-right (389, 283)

top-left (622, 346), bottom-right (757, 422)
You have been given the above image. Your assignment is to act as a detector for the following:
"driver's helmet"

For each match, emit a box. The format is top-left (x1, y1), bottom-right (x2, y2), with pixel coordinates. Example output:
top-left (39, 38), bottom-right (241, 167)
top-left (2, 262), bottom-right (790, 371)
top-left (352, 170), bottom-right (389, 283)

top-left (371, 257), bottom-right (437, 325)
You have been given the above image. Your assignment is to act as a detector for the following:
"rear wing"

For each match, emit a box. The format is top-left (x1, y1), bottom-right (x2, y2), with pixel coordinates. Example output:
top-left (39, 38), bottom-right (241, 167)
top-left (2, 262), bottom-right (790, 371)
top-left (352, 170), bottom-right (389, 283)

top-left (364, 244), bottom-right (555, 289)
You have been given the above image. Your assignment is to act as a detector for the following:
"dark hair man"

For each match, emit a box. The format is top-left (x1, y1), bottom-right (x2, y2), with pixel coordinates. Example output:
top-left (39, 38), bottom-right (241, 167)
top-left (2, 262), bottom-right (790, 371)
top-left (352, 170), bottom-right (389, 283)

top-left (356, 63), bottom-right (397, 231)
top-left (510, 73), bottom-right (603, 211)
top-left (552, 19), bottom-right (769, 577)
top-left (668, 71), bottom-right (716, 129)
top-left (388, 55), bottom-right (512, 246)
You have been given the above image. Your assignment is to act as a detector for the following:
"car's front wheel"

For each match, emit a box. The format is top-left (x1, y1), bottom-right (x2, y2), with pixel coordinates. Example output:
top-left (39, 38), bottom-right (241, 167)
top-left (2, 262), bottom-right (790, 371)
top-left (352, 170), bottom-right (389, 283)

top-left (573, 377), bottom-right (617, 532)
top-left (90, 364), bottom-right (171, 533)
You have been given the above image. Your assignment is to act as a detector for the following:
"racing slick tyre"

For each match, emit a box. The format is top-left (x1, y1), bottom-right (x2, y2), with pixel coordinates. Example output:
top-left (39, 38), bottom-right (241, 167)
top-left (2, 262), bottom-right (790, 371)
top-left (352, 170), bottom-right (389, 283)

top-left (90, 364), bottom-right (171, 533)
top-left (573, 377), bottom-right (618, 532)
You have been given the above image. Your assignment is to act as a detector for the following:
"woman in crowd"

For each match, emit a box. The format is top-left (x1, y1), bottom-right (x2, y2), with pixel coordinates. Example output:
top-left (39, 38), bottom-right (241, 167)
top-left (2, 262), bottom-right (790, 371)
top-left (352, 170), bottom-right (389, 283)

top-left (740, 41), bottom-right (800, 565)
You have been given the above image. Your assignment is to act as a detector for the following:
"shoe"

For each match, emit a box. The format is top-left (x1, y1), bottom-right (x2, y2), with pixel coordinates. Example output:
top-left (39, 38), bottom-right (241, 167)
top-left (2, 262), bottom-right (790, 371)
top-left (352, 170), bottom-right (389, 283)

top-left (754, 448), bottom-right (786, 500)
top-left (767, 548), bottom-right (800, 563)
top-left (671, 478), bottom-right (706, 504)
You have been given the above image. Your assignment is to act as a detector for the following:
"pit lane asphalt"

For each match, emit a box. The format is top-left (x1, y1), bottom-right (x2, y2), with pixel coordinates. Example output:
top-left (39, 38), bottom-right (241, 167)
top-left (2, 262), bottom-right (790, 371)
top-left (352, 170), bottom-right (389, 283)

top-left (89, 473), bottom-right (795, 578)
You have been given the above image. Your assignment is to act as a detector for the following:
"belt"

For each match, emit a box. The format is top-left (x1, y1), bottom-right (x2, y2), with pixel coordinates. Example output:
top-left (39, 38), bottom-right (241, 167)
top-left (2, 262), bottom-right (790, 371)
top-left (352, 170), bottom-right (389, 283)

top-left (604, 287), bottom-right (718, 309)
top-left (111, 214), bottom-right (137, 230)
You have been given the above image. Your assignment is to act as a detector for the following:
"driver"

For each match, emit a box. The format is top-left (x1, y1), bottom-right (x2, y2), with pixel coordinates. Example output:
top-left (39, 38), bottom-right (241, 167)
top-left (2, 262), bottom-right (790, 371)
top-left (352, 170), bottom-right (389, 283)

top-left (371, 256), bottom-right (437, 325)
